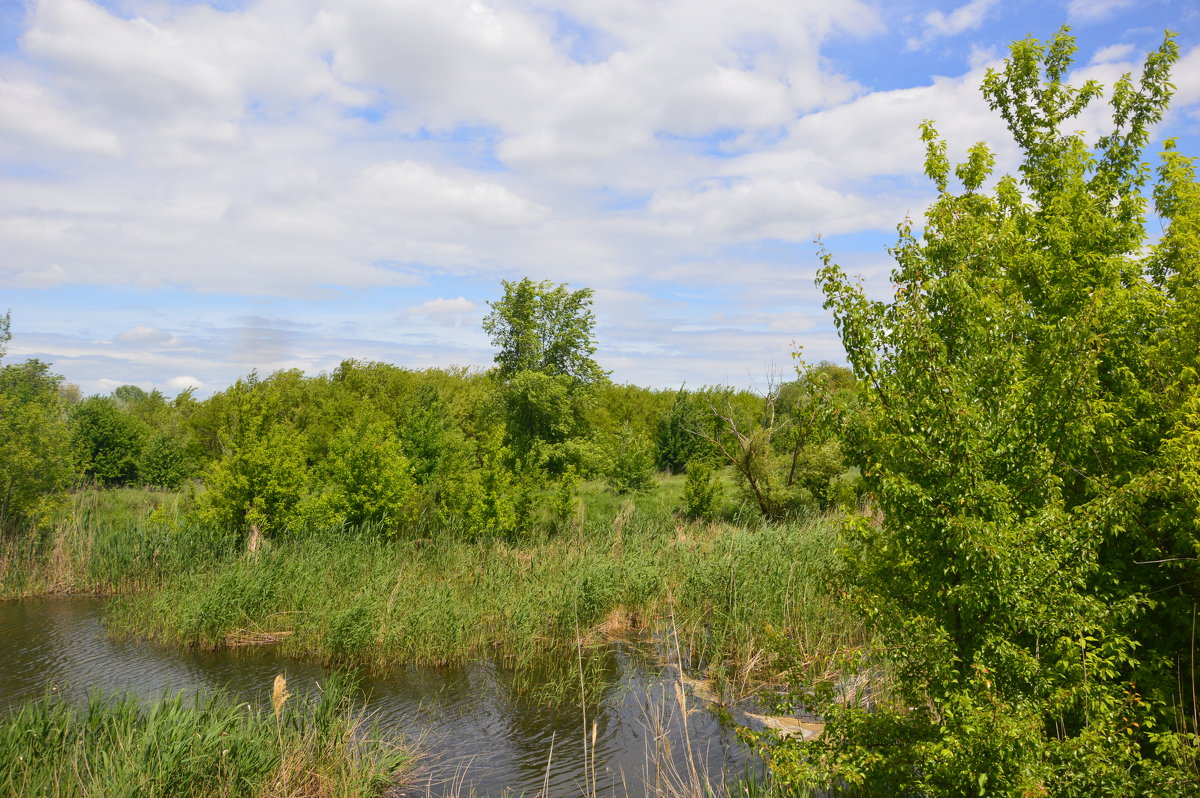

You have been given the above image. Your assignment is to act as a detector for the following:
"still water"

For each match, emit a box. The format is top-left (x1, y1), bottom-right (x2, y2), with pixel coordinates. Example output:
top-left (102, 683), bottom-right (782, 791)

top-left (0, 598), bottom-right (761, 796)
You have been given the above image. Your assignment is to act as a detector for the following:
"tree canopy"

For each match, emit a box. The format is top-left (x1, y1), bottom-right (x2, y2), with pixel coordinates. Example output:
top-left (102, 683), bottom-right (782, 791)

top-left (482, 278), bottom-right (607, 384)
top-left (767, 28), bottom-right (1200, 795)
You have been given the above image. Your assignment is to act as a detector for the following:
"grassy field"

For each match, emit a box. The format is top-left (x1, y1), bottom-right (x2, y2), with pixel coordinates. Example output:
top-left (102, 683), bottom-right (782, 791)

top-left (0, 674), bottom-right (410, 798)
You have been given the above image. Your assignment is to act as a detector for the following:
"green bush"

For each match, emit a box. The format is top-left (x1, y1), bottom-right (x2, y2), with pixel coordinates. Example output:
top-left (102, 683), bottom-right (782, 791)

top-left (602, 424), bottom-right (655, 494)
top-left (682, 459), bottom-right (722, 521)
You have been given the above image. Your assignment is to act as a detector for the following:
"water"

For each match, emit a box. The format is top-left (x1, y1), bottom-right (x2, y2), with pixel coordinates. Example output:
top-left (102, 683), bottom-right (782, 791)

top-left (0, 597), bottom-right (762, 796)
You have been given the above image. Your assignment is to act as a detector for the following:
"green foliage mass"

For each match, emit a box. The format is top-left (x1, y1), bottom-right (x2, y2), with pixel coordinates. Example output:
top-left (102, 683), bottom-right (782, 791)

top-left (600, 423), bottom-right (657, 494)
top-left (69, 396), bottom-right (148, 485)
top-left (767, 29), bottom-right (1200, 796)
top-left (137, 433), bottom-right (192, 489)
top-left (0, 315), bottom-right (74, 531)
top-left (703, 365), bottom-right (861, 519)
top-left (682, 459), bottom-right (723, 521)
top-left (655, 388), bottom-right (724, 473)
top-left (482, 277), bottom-right (607, 384)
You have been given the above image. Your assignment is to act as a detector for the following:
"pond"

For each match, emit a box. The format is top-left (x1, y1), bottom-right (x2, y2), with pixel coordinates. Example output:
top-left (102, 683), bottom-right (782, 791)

top-left (0, 597), bottom-right (769, 796)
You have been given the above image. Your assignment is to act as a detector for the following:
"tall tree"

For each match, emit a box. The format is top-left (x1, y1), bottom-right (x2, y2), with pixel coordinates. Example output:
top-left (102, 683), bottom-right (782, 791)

top-left (483, 278), bottom-right (608, 473)
top-left (482, 278), bottom-right (607, 384)
top-left (768, 30), bottom-right (1200, 795)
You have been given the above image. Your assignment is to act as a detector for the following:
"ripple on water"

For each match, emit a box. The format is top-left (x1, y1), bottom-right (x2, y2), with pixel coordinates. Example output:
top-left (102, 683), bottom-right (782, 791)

top-left (0, 598), bottom-right (763, 797)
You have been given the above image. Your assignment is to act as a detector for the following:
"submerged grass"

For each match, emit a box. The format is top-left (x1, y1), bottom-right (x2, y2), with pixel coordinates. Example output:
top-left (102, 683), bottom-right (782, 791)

top-left (0, 674), bottom-right (410, 798)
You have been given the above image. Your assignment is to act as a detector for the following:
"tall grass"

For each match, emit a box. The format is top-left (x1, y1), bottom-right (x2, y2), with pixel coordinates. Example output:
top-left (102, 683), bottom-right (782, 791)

top-left (108, 512), bottom-right (859, 697)
top-left (0, 674), bottom-right (410, 798)
top-left (6, 482), bottom-right (863, 700)
top-left (0, 488), bottom-right (236, 598)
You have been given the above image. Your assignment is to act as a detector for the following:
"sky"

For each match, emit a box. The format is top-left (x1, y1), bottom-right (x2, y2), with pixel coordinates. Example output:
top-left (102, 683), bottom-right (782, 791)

top-left (1, 0), bottom-right (1198, 397)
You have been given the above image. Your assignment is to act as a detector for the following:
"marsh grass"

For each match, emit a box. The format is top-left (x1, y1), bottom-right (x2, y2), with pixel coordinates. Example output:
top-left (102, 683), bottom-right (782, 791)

top-left (107, 509), bottom-right (859, 701)
top-left (7, 484), bottom-right (864, 708)
top-left (0, 488), bottom-right (237, 598)
top-left (0, 674), bottom-right (410, 798)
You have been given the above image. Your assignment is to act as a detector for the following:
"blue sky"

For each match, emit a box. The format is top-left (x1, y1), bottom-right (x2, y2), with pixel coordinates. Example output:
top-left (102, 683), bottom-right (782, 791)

top-left (1, 0), bottom-right (1198, 396)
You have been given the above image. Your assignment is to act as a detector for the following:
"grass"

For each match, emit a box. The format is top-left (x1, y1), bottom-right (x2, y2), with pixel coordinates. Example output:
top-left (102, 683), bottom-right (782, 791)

top-left (5, 479), bottom-right (864, 701)
top-left (107, 510), bottom-right (859, 700)
top-left (0, 673), bottom-right (410, 798)
top-left (0, 488), bottom-right (237, 598)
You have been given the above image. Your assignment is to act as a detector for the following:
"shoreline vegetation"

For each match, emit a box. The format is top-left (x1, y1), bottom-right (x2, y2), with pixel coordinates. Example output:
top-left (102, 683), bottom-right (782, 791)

top-left (0, 674), bottom-right (410, 798)
top-left (1, 484), bottom-right (863, 695)
top-left (1, 483), bottom-right (862, 797)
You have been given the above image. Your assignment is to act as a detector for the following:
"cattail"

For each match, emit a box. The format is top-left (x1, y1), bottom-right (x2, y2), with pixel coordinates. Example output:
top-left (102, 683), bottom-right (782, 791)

top-left (271, 673), bottom-right (290, 720)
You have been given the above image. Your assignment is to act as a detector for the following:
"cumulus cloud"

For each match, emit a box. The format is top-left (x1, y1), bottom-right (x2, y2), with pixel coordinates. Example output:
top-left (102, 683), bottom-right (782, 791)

top-left (1091, 43), bottom-right (1136, 64)
top-left (2, 0), bottom-right (1195, 392)
top-left (0, 79), bottom-right (120, 156)
top-left (907, 0), bottom-right (1000, 50)
top-left (407, 296), bottom-right (478, 315)
top-left (1067, 0), bottom-right (1135, 22)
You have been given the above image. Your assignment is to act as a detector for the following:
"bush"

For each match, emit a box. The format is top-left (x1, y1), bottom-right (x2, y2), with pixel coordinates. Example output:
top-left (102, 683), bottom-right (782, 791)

top-left (682, 460), bottom-right (722, 521)
top-left (601, 424), bottom-right (655, 494)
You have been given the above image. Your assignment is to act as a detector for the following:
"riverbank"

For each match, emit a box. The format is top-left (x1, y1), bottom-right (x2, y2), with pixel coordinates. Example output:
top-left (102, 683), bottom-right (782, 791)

top-left (0, 673), bottom-right (409, 798)
top-left (111, 512), bottom-right (856, 694)
top-left (0, 596), bottom-right (796, 797)
top-left (2, 486), bottom-right (863, 699)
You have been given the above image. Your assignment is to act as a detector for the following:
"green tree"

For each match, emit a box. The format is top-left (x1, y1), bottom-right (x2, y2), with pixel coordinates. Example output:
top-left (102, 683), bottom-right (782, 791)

top-left (681, 459), bottom-right (722, 521)
top-left (69, 396), bottom-right (146, 485)
top-left (192, 376), bottom-right (311, 540)
top-left (137, 433), bottom-right (191, 489)
top-left (600, 423), bottom-right (656, 494)
top-left (701, 368), bottom-right (848, 519)
top-left (313, 418), bottom-right (416, 532)
top-left (482, 278), bottom-right (607, 383)
top-left (0, 315), bottom-right (74, 530)
top-left (654, 388), bottom-right (722, 474)
top-left (483, 278), bottom-right (609, 473)
top-left (769, 29), bottom-right (1200, 795)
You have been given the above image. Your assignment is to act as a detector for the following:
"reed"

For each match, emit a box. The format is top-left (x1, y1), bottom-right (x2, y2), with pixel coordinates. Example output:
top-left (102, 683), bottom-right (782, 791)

top-left (7, 484), bottom-right (864, 705)
top-left (107, 508), bottom-right (859, 695)
top-left (0, 673), bottom-right (410, 798)
top-left (0, 487), bottom-right (235, 598)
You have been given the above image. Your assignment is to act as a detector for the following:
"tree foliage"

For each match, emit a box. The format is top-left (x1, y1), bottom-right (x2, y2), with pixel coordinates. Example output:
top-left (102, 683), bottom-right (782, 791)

top-left (702, 364), bottom-right (859, 518)
top-left (70, 397), bottom-right (147, 485)
top-left (482, 277), bottom-right (607, 384)
top-left (0, 314), bottom-right (74, 531)
top-left (767, 29), bottom-right (1200, 795)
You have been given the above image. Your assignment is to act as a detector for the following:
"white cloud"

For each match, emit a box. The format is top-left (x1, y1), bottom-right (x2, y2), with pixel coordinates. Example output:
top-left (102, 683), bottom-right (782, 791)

top-left (115, 326), bottom-right (181, 347)
top-left (1091, 43), bottom-right (1135, 64)
top-left (3, 1), bottom-right (1195, 393)
top-left (648, 177), bottom-right (892, 241)
top-left (1172, 46), bottom-right (1200, 110)
top-left (0, 79), bottom-right (120, 156)
top-left (1067, 0), bottom-right (1135, 22)
top-left (907, 0), bottom-right (1000, 50)
top-left (9, 263), bottom-right (69, 288)
top-left (166, 375), bottom-right (203, 393)
top-left (407, 297), bottom-right (478, 315)
top-left (351, 162), bottom-right (548, 227)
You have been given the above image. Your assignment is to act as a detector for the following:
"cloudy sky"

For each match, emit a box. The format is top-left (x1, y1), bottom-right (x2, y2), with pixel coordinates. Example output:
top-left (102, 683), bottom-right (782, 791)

top-left (2, 0), bottom-right (1198, 396)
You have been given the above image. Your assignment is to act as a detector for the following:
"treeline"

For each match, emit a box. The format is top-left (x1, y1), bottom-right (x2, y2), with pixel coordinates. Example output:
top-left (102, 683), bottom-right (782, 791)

top-left (0, 306), bottom-right (863, 541)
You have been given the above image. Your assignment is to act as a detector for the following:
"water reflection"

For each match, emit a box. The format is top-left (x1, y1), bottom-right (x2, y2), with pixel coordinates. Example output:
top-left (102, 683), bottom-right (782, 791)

top-left (0, 598), bottom-right (760, 796)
